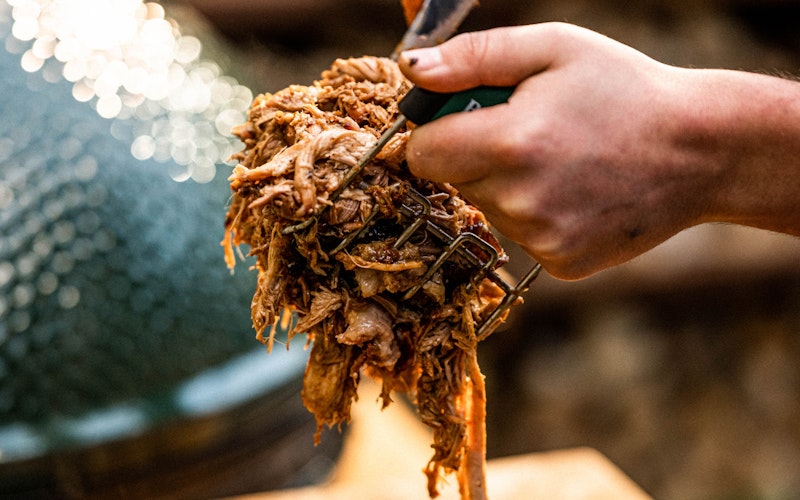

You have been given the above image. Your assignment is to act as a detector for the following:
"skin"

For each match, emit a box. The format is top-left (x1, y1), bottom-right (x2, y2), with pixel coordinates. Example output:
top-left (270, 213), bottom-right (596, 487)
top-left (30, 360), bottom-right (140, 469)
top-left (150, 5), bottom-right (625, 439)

top-left (398, 23), bottom-right (800, 280)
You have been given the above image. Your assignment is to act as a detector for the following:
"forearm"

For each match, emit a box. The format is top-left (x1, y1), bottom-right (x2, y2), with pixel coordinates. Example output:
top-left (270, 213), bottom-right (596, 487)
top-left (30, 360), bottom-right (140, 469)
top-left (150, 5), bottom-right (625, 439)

top-left (684, 68), bottom-right (800, 235)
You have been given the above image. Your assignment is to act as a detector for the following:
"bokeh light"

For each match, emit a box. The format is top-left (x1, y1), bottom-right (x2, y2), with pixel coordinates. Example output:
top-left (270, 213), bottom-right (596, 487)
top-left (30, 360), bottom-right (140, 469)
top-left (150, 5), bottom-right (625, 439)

top-left (5, 0), bottom-right (252, 183)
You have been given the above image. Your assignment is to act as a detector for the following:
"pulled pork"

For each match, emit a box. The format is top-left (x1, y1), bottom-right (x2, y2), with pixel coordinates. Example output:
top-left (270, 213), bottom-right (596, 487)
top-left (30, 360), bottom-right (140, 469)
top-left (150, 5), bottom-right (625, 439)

top-left (223, 56), bottom-right (514, 499)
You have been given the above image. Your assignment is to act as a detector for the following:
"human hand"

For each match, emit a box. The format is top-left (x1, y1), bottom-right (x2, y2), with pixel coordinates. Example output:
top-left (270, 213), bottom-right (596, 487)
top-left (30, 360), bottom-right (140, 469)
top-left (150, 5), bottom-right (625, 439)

top-left (398, 23), bottom-right (800, 279)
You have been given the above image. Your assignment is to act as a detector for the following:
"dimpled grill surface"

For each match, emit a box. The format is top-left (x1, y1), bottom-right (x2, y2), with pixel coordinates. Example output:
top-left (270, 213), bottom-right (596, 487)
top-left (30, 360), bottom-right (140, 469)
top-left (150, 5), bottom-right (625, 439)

top-left (0, 31), bottom-right (267, 442)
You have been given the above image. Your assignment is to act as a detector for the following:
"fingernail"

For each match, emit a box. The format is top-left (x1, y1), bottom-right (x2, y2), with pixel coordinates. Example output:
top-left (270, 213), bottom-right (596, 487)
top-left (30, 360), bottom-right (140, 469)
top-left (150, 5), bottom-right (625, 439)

top-left (400, 48), bottom-right (442, 71)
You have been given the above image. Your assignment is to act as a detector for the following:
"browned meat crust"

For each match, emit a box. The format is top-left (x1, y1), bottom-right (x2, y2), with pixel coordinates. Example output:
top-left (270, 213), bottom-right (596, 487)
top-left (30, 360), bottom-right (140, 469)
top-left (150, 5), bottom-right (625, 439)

top-left (223, 56), bottom-right (513, 499)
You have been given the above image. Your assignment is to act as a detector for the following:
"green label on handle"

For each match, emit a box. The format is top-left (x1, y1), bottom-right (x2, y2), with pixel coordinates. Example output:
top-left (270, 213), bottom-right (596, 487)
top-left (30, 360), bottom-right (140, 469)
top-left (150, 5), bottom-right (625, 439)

top-left (399, 86), bottom-right (515, 125)
top-left (431, 86), bottom-right (514, 121)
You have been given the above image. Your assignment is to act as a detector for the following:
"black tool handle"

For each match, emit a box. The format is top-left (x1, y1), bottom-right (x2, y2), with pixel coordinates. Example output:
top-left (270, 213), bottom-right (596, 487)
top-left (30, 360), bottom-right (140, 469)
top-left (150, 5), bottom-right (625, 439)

top-left (398, 85), bottom-right (515, 125)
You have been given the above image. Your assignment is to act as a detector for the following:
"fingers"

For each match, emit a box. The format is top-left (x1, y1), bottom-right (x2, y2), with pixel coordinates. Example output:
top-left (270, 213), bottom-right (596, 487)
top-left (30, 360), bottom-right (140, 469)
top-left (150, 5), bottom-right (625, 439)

top-left (401, 23), bottom-right (599, 183)
top-left (397, 22), bottom-right (705, 282)
top-left (398, 23), bottom-right (571, 92)
top-left (405, 103), bottom-right (520, 184)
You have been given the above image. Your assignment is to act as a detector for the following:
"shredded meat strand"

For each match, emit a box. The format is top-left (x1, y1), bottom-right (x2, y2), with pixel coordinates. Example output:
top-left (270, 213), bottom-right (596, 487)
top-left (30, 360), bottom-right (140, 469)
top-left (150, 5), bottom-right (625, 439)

top-left (223, 56), bottom-right (517, 499)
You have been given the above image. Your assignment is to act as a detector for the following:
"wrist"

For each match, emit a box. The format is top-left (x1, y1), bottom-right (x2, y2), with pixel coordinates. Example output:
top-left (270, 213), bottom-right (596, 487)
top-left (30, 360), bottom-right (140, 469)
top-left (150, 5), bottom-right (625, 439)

top-left (671, 68), bottom-right (800, 234)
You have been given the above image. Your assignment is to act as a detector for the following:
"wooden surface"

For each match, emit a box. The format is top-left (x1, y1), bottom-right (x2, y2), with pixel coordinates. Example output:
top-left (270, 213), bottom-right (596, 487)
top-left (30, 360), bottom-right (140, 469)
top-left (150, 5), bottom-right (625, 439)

top-left (226, 379), bottom-right (651, 500)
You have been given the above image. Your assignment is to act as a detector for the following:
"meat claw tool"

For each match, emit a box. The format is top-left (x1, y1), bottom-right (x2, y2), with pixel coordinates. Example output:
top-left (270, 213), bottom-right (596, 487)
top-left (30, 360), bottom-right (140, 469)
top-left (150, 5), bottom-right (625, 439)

top-left (285, 0), bottom-right (543, 337)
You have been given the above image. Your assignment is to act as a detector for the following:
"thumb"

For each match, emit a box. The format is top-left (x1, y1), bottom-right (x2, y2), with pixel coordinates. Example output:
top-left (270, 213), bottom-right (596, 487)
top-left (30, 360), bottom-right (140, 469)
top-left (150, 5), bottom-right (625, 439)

top-left (398, 24), bottom-right (561, 92)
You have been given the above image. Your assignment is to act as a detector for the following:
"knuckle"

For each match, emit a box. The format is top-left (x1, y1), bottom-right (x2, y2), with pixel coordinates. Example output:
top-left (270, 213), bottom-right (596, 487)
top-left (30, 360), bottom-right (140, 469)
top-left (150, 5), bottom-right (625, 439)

top-left (492, 129), bottom-right (530, 167)
top-left (462, 30), bottom-right (493, 67)
top-left (537, 21), bottom-right (578, 43)
top-left (441, 30), bottom-right (494, 86)
top-left (488, 123), bottom-right (546, 177)
top-left (495, 185), bottom-right (536, 223)
top-left (518, 216), bottom-right (594, 280)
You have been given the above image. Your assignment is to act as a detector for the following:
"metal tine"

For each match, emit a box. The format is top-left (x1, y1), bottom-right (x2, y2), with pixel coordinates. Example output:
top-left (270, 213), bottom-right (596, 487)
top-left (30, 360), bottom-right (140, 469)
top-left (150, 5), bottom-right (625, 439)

top-left (476, 262), bottom-right (543, 340)
top-left (275, 119), bottom-right (537, 328)
top-left (394, 189), bottom-right (431, 248)
top-left (459, 233), bottom-right (501, 290)
top-left (420, 217), bottom-right (501, 275)
top-left (402, 231), bottom-right (499, 300)
top-left (282, 208), bottom-right (315, 235)
top-left (401, 232), bottom-right (454, 300)
top-left (329, 185), bottom-right (431, 255)
top-left (327, 203), bottom-right (382, 255)
top-left (282, 117), bottom-right (408, 236)
top-left (391, 190), bottom-right (543, 338)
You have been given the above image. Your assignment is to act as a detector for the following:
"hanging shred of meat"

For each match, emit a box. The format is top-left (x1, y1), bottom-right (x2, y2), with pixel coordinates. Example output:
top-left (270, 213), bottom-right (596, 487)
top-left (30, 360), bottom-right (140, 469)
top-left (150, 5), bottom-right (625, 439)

top-left (223, 56), bottom-right (516, 499)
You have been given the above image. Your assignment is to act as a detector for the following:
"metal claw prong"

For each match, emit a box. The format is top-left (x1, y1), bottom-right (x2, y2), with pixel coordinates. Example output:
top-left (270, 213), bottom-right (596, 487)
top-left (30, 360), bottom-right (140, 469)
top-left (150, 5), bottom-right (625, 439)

top-left (282, 216), bottom-right (314, 235)
top-left (283, 117), bottom-right (407, 236)
top-left (328, 204), bottom-right (382, 255)
top-left (476, 262), bottom-right (543, 340)
top-left (395, 189), bottom-right (432, 248)
top-left (404, 231), bottom-right (493, 300)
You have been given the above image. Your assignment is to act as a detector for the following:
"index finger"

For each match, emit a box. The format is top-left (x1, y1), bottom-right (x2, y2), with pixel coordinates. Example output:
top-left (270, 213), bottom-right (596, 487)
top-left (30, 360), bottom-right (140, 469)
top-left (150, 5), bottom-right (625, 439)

top-left (405, 102), bottom-right (517, 184)
top-left (398, 23), bottom-right (563, 93)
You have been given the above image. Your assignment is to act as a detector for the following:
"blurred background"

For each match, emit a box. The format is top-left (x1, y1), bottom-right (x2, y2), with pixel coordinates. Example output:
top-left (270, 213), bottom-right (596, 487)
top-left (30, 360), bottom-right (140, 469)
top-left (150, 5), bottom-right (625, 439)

top-left (2, 0), bottom-right (800, 498)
